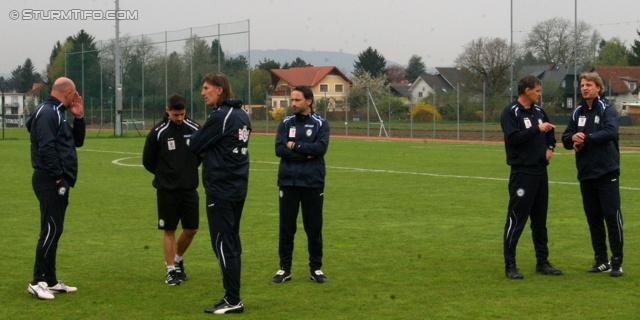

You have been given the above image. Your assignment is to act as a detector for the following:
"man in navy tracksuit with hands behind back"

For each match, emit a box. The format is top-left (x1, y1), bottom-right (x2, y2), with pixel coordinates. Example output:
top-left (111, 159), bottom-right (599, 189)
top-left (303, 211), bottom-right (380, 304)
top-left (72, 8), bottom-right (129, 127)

top-left (189, 72), bottom-right (251, 314)
top-left (501, 75), bottom-right (563, 280)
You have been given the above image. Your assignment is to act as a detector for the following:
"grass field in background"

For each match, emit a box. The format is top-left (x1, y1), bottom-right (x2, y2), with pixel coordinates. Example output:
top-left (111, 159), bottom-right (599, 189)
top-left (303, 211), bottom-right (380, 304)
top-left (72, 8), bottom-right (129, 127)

top-left (1, 128), bottom-right (639, 319)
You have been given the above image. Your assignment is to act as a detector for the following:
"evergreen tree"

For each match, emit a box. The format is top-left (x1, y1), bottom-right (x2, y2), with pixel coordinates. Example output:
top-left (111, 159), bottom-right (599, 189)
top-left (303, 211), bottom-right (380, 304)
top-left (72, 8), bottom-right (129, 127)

top-left (629, 29), bottom-right (640, 66)
top-left (353, 47), bottom-right (387, 79)
top-left (8, 58), bottom-right (41, 92)
top-left (404, 55), bottom-right (426, 83)
top-left (256, 58), bottom-right (280, 71)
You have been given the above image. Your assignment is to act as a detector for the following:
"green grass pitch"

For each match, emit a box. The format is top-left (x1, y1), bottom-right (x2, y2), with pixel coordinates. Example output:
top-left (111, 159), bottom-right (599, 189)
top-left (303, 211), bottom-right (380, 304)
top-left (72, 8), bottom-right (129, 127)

top-left (1, 128), bottom-right (639, 319)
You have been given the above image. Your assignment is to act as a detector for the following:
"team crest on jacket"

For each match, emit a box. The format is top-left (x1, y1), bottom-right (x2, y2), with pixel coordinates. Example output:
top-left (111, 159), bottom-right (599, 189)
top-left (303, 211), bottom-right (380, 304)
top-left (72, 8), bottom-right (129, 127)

top-left (58, 186), bottom-right (66, 196)
top-left (516, 188), bottom-right (525, 197)
top-left (306, 129), bottom-right (312, 137)
top-left (238, 125), bottom-right (249, 142)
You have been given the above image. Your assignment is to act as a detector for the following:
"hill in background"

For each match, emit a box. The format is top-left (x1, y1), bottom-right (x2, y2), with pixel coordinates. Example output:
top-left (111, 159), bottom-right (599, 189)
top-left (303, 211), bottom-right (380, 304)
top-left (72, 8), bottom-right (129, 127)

top-left (238, 49), bottom-right (399, 75)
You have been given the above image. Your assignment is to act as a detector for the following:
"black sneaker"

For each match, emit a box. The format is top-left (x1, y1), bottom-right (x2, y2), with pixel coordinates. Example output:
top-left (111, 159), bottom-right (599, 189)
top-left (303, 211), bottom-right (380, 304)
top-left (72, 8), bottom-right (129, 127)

top-left (204, 298), bottom-right (244, 314)
top-left (505, 264), bottom-right (524, 279)
top-left (175, 260), bottom-right (188, 281)
top-left (270, 270), bottom-right (291, 284)
top-left (610, 257), bottom-right (623, 277)
top-left (587, 262), bottom-right (611, 273)
top-left (165, 269), bottom-right (182, 286)
top-left (536, 263), bottom-right (563, 275)
top-left (310, 270), bottom-right (328, 283)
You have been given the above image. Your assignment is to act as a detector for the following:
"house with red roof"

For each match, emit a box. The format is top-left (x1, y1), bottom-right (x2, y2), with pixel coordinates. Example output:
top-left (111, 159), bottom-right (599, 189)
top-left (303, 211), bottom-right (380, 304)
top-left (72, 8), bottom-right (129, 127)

top-left (590, 66), bottom-right (640, 110)
top-left (269, 66), bottom-right (353, 112)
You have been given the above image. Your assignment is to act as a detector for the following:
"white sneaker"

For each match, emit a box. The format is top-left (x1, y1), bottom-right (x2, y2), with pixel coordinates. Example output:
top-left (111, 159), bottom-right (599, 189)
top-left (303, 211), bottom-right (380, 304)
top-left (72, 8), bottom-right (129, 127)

top-left (48, 280), bottom-right (77, 293)
top-left (28, 282), bottom-right (55, 300)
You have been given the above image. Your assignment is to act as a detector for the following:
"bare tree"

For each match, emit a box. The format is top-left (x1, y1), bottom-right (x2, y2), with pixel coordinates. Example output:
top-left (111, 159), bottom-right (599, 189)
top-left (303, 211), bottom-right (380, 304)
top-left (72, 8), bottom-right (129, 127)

top-left (455, 37), bottom-right (515, 97)
top-left (524, 17), bottom-right (600, 66)
top-left (385, 64), bottom-right (406, 84)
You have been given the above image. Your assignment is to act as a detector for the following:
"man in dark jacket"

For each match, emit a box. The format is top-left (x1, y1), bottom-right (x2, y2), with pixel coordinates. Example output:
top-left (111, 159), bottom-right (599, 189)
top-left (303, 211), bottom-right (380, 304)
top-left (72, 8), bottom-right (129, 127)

top-left (500, 75), bottom-right (562, 280)
top-left (190, 72), bottom-right (251, 314)
top-left (143, 94), bottom-right (201, 286)
top-left (561, 72), bottom-right (623, 277)
top-left (26, 77), bottom-right (85, 299)
top-left (271, 86), bottom-right (330, 285)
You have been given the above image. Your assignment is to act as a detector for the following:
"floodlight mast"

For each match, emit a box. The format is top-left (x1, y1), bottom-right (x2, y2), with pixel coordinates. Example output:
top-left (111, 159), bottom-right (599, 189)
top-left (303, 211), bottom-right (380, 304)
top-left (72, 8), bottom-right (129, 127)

top-left (114, 0), bottom-right (123, 136)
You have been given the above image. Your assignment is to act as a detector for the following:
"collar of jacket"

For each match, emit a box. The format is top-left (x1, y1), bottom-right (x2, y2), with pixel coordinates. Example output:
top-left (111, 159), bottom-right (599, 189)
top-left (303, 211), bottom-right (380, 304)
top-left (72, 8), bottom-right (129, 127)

top-left (45, 95), bottom-right (66, 110)
top-left (221, 99), bottom-right (243, 109)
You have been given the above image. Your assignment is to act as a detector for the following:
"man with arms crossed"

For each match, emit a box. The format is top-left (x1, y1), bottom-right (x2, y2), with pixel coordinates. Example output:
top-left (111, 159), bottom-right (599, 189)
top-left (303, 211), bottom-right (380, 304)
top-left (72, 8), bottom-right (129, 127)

top-left (271, 86), bottom-right (330, 284)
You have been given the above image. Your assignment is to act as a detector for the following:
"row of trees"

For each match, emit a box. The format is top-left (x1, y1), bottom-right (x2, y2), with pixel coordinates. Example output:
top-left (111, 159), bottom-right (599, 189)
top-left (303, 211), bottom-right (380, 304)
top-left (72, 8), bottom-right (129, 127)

top-left (348, 18), bottom-right (640, 121)
top-left (4, 18), bottom-right (640, 123)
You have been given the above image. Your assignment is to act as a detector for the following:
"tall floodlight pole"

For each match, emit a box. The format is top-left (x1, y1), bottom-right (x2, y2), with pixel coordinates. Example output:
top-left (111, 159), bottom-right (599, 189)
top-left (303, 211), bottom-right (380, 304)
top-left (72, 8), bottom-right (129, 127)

top-left (114, 0), bottom-right (123, 136)
top-left (573, 0), bottom-right (578, 108)
top-left (509, 0), bottom-right (514, 102)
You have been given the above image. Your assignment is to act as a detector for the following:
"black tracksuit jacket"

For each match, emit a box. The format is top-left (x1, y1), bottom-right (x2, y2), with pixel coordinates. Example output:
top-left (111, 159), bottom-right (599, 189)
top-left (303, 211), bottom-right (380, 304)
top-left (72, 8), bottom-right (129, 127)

top-left (143, 115), bottom-right (201, 190)
top-left (26, 95), bottom-right (86, 187)
top-left (501, 101), bottom-right (556, 174)
top-left (275, 112), bottom-right (330, 188)
top-left (561, 95), bottom-right (620, 181)
top-left (189, 100), bottom-right (251, 201)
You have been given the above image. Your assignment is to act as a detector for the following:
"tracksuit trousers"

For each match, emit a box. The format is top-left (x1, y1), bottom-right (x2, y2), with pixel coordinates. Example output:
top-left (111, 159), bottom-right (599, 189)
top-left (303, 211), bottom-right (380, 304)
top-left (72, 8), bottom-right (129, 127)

top-left (206, 195), bottom-right (244, 305)
top-left (32, 171), bottom-right (69, 286)
top-left (579, 172), bottom-right (623, 263)
top-left (503, 171), bottom-right (550, 266)
top-left (278, 186), bottom-right (324, 273)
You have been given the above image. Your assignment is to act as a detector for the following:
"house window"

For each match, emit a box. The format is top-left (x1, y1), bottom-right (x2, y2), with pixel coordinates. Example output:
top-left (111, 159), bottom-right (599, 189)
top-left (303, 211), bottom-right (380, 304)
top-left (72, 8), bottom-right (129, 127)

top-left (566, 97), bottom-right (573, 109)
top-left (630, 82), bottom-right (637, 91)
top-left (335, 100), bottom-right (345, 109)
top-left (335, 84), bottom-right (343, 93)
top-left (418, 92), bottom-right (423, 98)
top-left (319, 84), bottom-right (328, 92)
top-left (280, 100), bottom-right (288, 108)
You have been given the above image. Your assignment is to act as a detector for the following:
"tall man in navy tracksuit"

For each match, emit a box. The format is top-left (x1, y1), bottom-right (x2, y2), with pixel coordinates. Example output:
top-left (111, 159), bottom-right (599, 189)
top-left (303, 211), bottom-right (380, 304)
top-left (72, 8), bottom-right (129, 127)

top-left (501, 75), bottom-right (563, 280)
top-left (562, 72), bottom-right (623, 277)
top-left (189, 72), bottom-right (251, 314)
top-left (26, 77), bottom-right (85, 299)
top-left (143, 94), bottom-right (201, 286)
top-left (271, 86), bottom-right (330, 284)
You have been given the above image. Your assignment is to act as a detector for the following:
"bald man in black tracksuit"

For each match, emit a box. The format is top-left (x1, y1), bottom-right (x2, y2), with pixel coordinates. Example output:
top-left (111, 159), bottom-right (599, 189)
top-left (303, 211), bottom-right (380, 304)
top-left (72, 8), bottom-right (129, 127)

top-left (26, 77), bottom-right (85, 299)
top-left (501, 75), bottom-right (562, 280)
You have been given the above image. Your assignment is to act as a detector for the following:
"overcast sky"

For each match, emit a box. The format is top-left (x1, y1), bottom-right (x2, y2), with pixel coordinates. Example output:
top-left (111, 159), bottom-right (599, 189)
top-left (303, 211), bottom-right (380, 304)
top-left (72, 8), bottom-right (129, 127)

top-left (1, 0), bottom-right (639, 76)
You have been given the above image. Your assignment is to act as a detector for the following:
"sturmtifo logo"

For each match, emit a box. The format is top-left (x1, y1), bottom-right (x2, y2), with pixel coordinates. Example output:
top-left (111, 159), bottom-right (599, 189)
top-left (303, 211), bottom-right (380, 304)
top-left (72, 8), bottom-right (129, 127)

top-left (158, 219), bottom-right (165, 228)
top-left (516, 188), bottom-right (525, 197)
top-left (306, 129), bottom-right (312, 137)
top-left (58, 186), bottom-right (66, 196)
top-left (279, 190), bottom-right (283, 198)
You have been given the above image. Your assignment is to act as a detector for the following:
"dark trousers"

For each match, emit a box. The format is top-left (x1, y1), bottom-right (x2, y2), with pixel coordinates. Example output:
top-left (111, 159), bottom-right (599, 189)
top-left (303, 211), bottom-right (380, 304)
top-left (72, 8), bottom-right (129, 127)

top-left (503, 171), bottom-right (549, 266)
top-left (580, 173), bottom-right (623, 262)
top-left (206, 195), bottom-right (244, 305)
top-left (32, 171), bottom-right (69, 286)
top-left (278, 186), bottom-right (324, 273)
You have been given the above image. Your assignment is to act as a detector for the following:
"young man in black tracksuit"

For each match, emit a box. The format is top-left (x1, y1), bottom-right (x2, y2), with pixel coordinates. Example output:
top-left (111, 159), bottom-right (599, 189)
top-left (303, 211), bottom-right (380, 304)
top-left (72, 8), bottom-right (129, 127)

top-left (143, 94), bottom-right (201, 286)
top-left (26, 77), bottom-right (85, 299)
top-left (189, 72), bottom-right (251, 314)
top-left (561, 72), bottom-right (623, 277)
top-left (271, 86), bottom-right (330, 284)
top-left (500, 75), bottom-right (563, 279)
